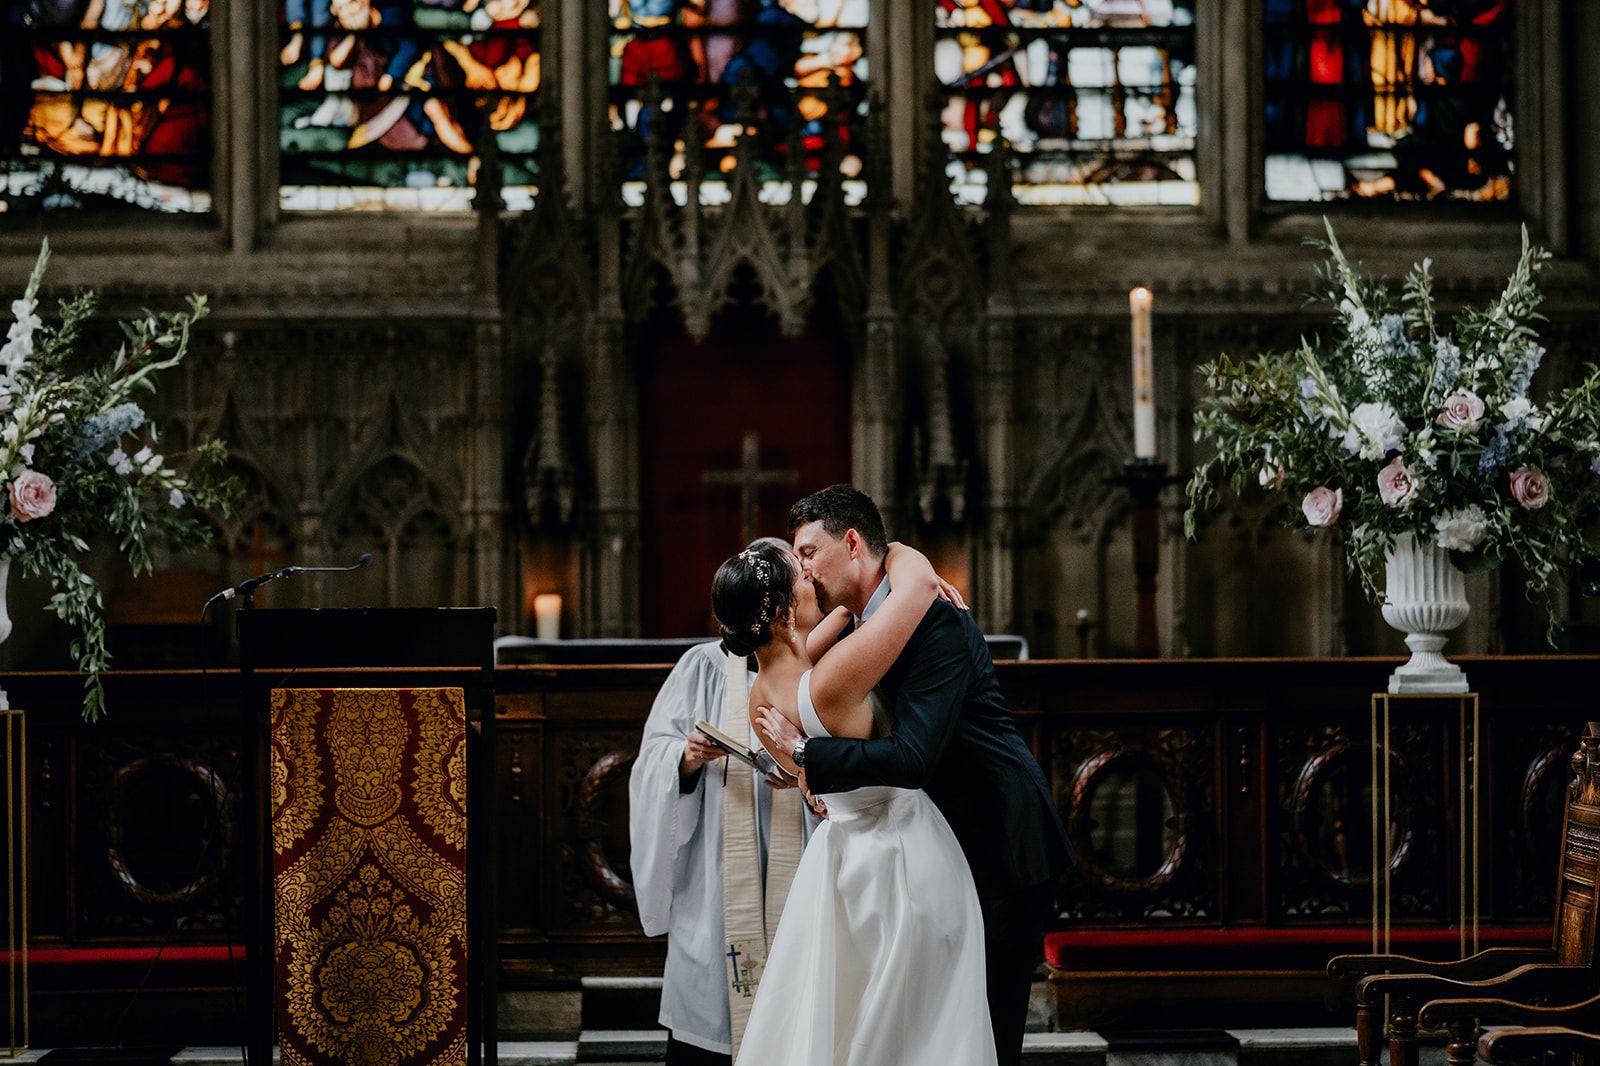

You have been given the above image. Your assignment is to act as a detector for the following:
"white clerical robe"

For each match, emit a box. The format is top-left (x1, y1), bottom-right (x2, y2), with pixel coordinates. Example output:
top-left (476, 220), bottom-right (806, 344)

top-left (629, 640), bottom-right (801, 1055)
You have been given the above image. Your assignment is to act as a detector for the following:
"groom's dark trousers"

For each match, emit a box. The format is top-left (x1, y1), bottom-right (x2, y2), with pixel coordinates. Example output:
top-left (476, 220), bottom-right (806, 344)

top-left (802, 599), bottom-right (1074, 1066)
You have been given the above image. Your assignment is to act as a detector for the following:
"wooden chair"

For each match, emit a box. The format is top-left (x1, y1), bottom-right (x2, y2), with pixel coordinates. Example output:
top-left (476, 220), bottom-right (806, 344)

top-left (1420, 991), bottom-right (1600, 1065)
top-left (1326, 721), bottom-right (1600, 1066)
top-left (1480, 1025), bottom-right (1600, 1064)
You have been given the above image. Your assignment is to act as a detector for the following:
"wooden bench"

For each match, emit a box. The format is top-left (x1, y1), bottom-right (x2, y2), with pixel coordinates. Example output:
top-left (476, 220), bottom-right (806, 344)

top-left (1044, 926), bottom-right (1551, 1029)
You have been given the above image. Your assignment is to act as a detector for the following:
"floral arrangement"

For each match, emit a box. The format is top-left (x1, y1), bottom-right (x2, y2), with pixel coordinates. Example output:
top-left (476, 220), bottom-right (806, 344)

top-left (1185, 222), bottom-right (1600, 635)
top-left (3, 241), bottom-right (236, 720)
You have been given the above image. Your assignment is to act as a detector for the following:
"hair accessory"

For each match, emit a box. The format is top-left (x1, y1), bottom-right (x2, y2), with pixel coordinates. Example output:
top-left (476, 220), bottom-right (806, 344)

top-left (738, 548), bottom-right (778, 633)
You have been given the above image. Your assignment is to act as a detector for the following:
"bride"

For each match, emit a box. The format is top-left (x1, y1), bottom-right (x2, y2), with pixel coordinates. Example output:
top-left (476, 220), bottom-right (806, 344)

top-left (711, 539), bottom-right (997, 1066)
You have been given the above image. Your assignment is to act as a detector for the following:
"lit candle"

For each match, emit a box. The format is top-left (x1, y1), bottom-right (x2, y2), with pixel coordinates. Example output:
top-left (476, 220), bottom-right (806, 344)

top-left (1130, 286), bottom-right (1156, 459)
top-left (534, 594), bottom-right (562, 641)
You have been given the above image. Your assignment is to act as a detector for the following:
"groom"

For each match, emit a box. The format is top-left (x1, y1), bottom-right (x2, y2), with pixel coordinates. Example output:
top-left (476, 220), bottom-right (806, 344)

top-left (755, 485), bottom-right (1074, 1066)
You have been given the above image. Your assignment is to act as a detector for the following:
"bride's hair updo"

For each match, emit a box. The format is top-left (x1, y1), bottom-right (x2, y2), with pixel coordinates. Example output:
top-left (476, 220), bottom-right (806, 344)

top-left (712, 540), bottom-right (797, 657)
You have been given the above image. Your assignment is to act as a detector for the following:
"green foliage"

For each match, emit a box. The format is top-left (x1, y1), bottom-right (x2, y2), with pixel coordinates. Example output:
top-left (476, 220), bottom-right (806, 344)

top-left (0, 240), bottom-right (239, 720)
top-left (1186, 222), bottom-right (1600, 641)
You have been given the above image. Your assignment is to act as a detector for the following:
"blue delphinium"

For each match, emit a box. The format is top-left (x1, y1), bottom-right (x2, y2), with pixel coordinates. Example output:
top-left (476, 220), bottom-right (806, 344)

top-left (1429, 338), bottom-right (1461, 400)
top-left (1479, 423), bottom-right (1513, 480)
top-left (1507, 343), bottom-right (1545, 400)
top-left (72, 401), bottom-right (144, 462)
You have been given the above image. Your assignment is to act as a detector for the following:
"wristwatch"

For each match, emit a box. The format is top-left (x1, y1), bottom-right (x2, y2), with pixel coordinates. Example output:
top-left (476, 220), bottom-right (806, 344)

top-left (791, 738), bottom-right (808, 769)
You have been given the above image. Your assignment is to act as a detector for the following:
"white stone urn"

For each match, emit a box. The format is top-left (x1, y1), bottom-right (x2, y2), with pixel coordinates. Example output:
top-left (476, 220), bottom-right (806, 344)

top-left (1382, 532), bottom-right (1470, 694)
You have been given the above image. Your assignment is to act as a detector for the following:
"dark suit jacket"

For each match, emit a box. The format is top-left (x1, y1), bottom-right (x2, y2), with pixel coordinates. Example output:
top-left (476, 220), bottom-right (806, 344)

top-left (803, 599), bottom-right (1074, 899)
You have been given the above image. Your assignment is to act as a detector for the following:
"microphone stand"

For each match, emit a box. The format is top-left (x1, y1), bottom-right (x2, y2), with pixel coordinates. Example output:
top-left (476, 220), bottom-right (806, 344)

top-left (206, 553), bottom-right (374, 612)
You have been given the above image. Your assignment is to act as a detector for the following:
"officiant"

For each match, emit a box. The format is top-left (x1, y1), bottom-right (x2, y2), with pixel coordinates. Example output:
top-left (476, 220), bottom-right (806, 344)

top-left (629, 539), bottom-right (813, 1066)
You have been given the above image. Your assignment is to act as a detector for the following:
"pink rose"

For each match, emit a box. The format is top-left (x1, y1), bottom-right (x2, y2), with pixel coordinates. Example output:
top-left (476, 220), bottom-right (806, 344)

top-left (1509, 465), bottom-right (1549, 510)
top-left (8, 469), bottom-right (55, 522)
top-left (1301, 486), bottom-right (1343, 527)
top-left (1436, 390), bottom-right (1486, 430)
top-left (1377, 456), bottom-right (1420, 508)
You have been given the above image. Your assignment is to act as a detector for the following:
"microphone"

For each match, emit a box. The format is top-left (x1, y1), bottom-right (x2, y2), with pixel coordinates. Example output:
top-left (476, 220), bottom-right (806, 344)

top-left (205, 553), bottom-right (374, 609)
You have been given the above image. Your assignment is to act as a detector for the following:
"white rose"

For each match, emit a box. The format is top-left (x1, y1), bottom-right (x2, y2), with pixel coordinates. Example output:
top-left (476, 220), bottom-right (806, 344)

top-left (1434, 505), bottom-right (1489, 553)
top-left (1342, 402), bottom-right (1405, 460)
top-left (1501, 396), bottom-right (1533, 423)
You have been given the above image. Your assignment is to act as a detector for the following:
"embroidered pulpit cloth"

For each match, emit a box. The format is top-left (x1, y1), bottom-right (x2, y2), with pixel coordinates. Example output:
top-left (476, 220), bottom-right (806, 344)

top-left (271, 688), bottom-right (468, 1066)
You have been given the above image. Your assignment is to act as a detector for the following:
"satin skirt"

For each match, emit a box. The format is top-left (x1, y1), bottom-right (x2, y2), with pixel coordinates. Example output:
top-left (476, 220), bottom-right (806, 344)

top-left (737, 785), bottom-right (997, 1066)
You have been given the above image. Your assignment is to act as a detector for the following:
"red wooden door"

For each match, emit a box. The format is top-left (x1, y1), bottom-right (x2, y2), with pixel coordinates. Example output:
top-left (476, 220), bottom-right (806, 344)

top-left (637, 301), bottom-right (852, 637)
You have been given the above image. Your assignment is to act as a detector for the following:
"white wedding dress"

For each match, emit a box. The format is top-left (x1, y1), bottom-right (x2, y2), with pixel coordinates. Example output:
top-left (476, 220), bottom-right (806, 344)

top-left (737, 671), bottom-right (997, 1066)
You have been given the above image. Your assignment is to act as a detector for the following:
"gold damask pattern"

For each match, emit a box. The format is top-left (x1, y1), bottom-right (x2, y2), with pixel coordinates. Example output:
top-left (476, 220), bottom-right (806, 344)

top-left (273, 688), bottom-right (468, 1066)
top-left (271, 689), bottom-right (326, 853)
top-left (413, 688), bottom-right (468, 852)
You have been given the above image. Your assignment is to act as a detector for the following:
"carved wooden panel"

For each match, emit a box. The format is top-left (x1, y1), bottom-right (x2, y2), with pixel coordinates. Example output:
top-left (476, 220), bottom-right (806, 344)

top-left (545, 728), bottom-right (642, 935)
top-left (74, 731), bottom-right (242, 935)
top-left (1051, 723), bottom-right (1216, 920)
top-left (1273, 716), bottom-right (1447, 921)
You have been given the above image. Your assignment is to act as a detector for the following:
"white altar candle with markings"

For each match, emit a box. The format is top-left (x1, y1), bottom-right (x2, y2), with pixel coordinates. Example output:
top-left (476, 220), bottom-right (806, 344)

top-left (1130, 287), bottom-right (1156, 459)
top-left (534, 594), bottom-right (562, 640)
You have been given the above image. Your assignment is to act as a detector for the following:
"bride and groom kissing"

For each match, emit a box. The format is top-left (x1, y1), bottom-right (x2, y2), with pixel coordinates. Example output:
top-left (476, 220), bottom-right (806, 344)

top-left (710, 485), bottom-right (1073, 1066)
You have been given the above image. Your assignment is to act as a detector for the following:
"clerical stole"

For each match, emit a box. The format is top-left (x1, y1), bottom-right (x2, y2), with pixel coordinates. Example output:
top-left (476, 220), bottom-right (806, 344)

top-left (271, 688), bottom-right (468, 1066)
top-left (720, 654), bottom-right (805, 1061)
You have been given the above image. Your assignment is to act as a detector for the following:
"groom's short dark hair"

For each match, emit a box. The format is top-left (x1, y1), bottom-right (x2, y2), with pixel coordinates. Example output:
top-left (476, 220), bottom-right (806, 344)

top-left (788, 485), bottom-right (888, 558)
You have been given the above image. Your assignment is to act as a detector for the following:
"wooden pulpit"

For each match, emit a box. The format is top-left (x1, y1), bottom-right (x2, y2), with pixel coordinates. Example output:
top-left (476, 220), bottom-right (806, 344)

top-left (237, 608), bottom-right (497, 1066)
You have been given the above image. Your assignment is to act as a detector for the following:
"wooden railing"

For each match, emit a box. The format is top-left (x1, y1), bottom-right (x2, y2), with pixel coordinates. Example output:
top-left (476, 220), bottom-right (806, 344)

top-left (8, 657), bottom-right (1590, 1002)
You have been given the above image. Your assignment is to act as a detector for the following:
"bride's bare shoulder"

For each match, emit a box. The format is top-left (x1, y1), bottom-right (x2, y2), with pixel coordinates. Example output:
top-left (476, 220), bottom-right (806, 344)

top-left (747, 672), bottom-right (801, 724)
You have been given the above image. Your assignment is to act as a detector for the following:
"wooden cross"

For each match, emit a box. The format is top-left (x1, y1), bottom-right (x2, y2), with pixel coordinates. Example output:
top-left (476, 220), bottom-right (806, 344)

top-left (230, 524), bottom-right (290, 575)
top-left (229, 524), bottom-right (290, 605)
top-left (702, 431), bottom-right (798, 546)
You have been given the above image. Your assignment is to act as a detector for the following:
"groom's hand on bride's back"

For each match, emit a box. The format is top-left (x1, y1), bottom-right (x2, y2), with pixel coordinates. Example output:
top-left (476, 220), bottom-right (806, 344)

top-left (754, 704), bottom-right (802, 755)
top-left (798, 771), bottom-right (828, 819)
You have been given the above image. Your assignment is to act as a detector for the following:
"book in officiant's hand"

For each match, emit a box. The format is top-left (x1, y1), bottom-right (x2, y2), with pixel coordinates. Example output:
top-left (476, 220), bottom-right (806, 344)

top-left (695, 719), bottom-right (781, 777)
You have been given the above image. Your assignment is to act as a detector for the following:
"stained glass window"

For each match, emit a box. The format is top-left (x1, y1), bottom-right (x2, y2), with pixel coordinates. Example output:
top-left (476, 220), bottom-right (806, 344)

top-left (279, 0), bottom-right (541, 211)
top-left (607, 0), bottom-right (869, 205)
top-left (2, 0), bottom-right (212, 214)
top-left (1264, 0), bottom-right (1513, 203)
top-left (936, 0), bottom-right (1197, 206)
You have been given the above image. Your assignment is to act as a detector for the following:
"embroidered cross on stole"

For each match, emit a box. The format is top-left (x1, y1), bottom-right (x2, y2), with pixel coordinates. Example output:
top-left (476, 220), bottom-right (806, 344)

top-left (719, 651), bottom-right (804, 1061)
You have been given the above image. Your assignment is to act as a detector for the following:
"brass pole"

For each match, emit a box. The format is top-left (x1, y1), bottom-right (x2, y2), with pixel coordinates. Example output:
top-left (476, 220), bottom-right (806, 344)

top-left (1472, 694), bottom-right (1480, 955)
top-left (18, 711), bottom-right (26, 1051)
top-left (1371, 694), bottom-right (1380, 955)
top-left (1384, 695), bottom-right (1392, 954)
top-left (1459, 698), bottom-right (1467, 958)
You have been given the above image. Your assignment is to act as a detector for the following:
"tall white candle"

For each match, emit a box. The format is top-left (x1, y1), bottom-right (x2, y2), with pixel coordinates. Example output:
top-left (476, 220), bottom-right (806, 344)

top-left (1130, 286), bottom-right (1156, 459)
top-left (534, 594), bottom-right (562, 641)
